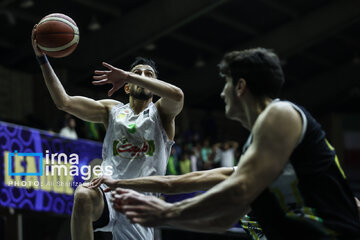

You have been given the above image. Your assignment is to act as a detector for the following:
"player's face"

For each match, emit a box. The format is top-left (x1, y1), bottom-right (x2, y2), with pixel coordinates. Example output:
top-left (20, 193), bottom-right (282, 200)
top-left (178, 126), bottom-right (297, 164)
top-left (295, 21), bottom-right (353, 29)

top-left (129, 64), bottom-right (155, 100)
top-left (220, 75), bottom-right (237, 119)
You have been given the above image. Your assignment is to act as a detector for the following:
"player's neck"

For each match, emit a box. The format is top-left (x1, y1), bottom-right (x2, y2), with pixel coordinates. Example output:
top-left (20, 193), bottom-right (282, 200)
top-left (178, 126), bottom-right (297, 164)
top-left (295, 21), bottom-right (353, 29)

top-left (244, 96), bottom-right (273, 129)
top-left (129, 96), bottom-right (152, 114)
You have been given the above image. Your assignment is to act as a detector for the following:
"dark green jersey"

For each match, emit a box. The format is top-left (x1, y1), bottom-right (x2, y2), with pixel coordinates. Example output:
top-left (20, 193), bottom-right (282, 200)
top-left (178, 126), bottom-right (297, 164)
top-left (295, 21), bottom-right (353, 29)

top-left (242, 100), bottom-right (360, 239)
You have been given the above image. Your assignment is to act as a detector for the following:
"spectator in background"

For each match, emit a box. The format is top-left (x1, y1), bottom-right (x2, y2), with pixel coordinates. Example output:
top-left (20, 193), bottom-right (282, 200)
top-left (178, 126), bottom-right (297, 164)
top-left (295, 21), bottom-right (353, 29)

top-left (201, 139), bottom-right (212, 169)
top-left (192, 141), bottom-right (203, 171)
top-left (190, 149), bottom-right (198, 172)
top-left (221, 141), bottom-right (239, 167)
top-left (173, 137), bottom-right (183, 160)
top-left (167, 148), bottom-right (179, 175)
top-left (84, 121), bottom-right (106, 141)
top-left (179, 152), bottom-right (191, 174)
top-left (59, 116), bottom-right (78, 140)
top-left (212, 143), bottom-right (223, 168)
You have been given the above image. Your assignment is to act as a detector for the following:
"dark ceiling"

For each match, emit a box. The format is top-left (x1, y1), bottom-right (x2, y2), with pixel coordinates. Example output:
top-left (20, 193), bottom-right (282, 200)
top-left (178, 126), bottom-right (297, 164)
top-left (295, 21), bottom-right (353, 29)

top-left (1, 0), bottom-right (360, 113)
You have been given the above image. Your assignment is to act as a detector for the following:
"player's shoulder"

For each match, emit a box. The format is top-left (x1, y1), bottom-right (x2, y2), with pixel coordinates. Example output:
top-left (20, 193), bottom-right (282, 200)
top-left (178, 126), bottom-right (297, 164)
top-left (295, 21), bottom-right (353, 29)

top-left (263, 101), bottom-right (299, 120)
top-left (256, 101), bottom-right (302, 133)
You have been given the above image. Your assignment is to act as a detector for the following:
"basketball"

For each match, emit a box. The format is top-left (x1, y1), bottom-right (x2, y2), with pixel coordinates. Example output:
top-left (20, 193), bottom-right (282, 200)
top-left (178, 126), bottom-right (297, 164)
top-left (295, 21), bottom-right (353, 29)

top-left (35, 13), bottom-right (79, 58)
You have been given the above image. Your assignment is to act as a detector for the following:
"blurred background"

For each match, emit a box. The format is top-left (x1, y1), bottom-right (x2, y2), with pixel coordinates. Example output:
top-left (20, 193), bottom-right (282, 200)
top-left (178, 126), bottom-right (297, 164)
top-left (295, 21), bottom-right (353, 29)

top-left (1, 0), bottom-right (360, 239)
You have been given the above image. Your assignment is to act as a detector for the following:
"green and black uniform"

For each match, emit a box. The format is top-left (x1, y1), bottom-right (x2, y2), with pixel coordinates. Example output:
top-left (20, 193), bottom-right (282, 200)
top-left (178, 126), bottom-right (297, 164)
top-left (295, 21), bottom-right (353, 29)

top-left (242, 100), bottom-right (360, 239)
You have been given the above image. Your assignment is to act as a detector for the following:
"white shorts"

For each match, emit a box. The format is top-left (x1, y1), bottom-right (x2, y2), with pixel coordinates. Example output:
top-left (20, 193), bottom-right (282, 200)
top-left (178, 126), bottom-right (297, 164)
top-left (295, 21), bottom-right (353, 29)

top-left (93, 184), bottom-right (154, 240)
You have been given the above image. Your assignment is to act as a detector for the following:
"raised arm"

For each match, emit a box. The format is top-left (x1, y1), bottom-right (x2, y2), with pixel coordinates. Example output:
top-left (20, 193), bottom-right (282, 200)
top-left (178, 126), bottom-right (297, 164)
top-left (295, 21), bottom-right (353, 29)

top-left (127, 67), bottom-right (184, 140)
top-left (93, 62), bottom-right (184, 139)
top-left (32, 25), bottom-right (119, 126)
top-left (88, 167), bottom-right (235, 194)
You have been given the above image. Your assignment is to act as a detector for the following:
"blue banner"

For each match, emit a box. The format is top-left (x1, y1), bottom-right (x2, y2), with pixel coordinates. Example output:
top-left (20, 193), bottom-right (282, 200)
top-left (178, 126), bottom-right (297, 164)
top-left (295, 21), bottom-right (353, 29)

top-left (0, 121), bottom-right (102, 215)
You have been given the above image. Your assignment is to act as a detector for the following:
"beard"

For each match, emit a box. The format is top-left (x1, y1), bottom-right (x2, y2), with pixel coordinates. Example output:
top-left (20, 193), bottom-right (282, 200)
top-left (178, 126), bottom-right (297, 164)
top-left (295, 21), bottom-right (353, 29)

top-left (129, 87), bottom-right (153, 101)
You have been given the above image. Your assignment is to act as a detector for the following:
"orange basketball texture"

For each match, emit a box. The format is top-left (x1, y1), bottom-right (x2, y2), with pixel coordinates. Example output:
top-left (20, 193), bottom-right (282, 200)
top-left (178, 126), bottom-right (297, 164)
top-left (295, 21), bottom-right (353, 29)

top-left (36, 13), bottom-right (79, 58)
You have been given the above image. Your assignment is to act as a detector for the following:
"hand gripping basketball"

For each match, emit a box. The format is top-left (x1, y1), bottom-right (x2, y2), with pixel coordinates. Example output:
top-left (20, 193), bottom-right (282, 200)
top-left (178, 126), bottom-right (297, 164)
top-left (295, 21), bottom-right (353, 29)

top-left (31, 24), bottom-right (44, 57)
top-left (35, 13), bottom-right (79, 58)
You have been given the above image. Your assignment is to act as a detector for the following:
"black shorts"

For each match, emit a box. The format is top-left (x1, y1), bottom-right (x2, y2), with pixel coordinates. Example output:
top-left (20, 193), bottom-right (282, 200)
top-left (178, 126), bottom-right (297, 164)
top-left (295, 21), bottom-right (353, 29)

top-left (93, 187), bottom-right (110, 230)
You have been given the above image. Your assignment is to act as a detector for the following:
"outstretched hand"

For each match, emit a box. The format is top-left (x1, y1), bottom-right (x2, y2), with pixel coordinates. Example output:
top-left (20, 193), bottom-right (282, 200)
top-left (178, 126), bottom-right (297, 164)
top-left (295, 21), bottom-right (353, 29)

top-left (111, 188), bottom-right (173, 227)
top-left (93, 62), bottom-right (129, 96)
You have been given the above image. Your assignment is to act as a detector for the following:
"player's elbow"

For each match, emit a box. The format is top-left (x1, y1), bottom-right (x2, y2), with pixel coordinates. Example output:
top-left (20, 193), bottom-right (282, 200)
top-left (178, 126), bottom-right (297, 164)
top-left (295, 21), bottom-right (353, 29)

top-left (207, 218), bottom-right (236, 233)
top-left (210, 223), bottom-right (232, 233)
top-left (56, 102), bottom-right (66, 111)
top-left (172, 87), bottom-right (184, 103)
top-left (217, 226), bottom-right (233, 233)
top-left (228, 181), bottom-right (250, 206)
top-left (207, 226), bottom-right (228, 233)
top-left (56, 96), bottom-right (71, 111)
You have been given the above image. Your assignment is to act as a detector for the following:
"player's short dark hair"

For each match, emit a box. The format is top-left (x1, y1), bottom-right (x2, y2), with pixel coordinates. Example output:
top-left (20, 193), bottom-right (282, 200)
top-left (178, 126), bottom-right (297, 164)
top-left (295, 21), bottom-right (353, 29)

top-left (218, 48), bottom-right (285, 98)
top-left (130, 57), bottom-right (158, 78)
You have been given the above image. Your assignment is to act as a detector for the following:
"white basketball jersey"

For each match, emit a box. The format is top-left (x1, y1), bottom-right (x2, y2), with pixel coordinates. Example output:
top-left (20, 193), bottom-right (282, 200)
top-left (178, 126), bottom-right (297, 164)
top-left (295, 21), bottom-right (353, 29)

top-left (102, 102), bottom-right (173, 179)
top-left (101, 102), bottom-right (174, 240)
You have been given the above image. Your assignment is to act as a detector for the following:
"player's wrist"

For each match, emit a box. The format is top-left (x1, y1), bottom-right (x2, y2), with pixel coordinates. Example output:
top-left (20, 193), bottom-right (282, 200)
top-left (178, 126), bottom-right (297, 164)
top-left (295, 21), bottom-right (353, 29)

top-left (125, 71), bottom-right (135, 83)
top-left (36, 54), bottom-right (48, 65)
top-left (164, 203), bottom-right (181, 222)
top-left (114, 179), bottom-right (123, 188)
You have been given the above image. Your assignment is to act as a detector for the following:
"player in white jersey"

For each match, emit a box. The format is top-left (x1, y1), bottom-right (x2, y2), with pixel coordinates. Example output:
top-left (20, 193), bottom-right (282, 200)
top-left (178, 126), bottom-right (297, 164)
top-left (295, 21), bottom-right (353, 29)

top-left (32, 27), bottom-right (184, 240)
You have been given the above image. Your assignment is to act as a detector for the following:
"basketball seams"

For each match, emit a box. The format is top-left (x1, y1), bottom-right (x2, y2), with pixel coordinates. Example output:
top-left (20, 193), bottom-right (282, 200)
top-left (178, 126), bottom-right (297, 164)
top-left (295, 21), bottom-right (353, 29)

top-left (38, 34), bottom-right (79, 52)
top-left (46, 13), bottom-right (76, 25)
top-left (36, 13), bottom-right (79, 58)
top-left (37, 32), bottom-right (79, 36)
top-left (38, 17), bottom-right (79, 35)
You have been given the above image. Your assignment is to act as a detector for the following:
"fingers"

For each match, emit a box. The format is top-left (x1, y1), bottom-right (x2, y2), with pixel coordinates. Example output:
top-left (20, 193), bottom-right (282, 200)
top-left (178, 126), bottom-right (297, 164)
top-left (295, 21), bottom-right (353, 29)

top-left (111, 192), bottom-right (142, 206)
top-left (82, 182), bottom-right (91, 188)
top-left (124, 211), bottom-right (147, 224)
top-left (31, 24), bottom-right (44, 56)
top-left (32, 38), bottom-right (38, 49)
top-left (114, 188), bottom-right (131, 194)
top-left (125, 211), bottom-right (142, 218)
top-left (102, 62), bottom-right (115, 70)
top-left (92, 79), bottom-right (108, 85)
top-left (122, 205), bottom-right (147, 213)
top-left (113, 201), bottom-right (122, 212)
top-left (107, 188), bottom-right (164, 227)
top-left (94, 70), bottom-right (110, 75)
top-left (115, 188), bottom-right (143, 196)
top-left (126, 215), bottom-right (153, 227)
top-left (90, 176), bottom-right (101, 183)
top-left (31, 25), bottom-right (36, 40)
top-left (130, 218), bottom-right (147, 225)
top-left (88, 177), bottom-right (103, 188)
top-left (104, 187), bottom-right (111, 193)
top-left (31, 24), bottom-right (38, 41)
top-left (108, 87), bottom-right (116, 97)
top-left (110, 188), bottom-right (147, 212)
top-left (109, 85), bottom-right (122, 97)
top-left (93, 74), bottom-right (108, 80)
top-left (88, 179), bottom-right (96, 188)
top-left (111, 197), bottom-right (143, 213)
